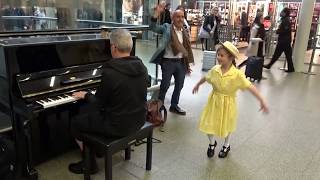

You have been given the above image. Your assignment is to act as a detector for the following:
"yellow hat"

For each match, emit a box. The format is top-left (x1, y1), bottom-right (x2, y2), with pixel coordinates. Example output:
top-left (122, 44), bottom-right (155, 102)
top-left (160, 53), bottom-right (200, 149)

top-left (219, 41), bottom-right (240, 59)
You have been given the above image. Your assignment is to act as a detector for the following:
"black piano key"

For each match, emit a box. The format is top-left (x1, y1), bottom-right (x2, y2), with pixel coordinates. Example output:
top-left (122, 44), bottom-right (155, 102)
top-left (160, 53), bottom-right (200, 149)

top-left (51, 97), bottom-right (59, 101)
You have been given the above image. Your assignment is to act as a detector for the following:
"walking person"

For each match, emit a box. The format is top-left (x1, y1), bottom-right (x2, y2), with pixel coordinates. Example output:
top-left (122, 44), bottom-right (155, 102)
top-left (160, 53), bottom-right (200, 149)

top-left (150, 4), bottom-right (194, 115)
top-left (192, 41), bottom-right (269, 158)
top-left (200, 7), bottom-right (221, 51)
top-left (264, 8), bottom-right (295, 72)
top-left (238, 12), bottom-right (265, 68)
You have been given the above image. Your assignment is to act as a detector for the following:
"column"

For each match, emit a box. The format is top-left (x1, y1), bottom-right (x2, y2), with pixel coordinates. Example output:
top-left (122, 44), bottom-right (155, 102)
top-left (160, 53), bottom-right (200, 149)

top-left (55, 0), bottom-right (77, 29)
top-left (104, 0), bottom-right (116, 22)
top-left (292, 0), bottom-right (316, 72)
top-left (171, 0), bottom-right (181, 10)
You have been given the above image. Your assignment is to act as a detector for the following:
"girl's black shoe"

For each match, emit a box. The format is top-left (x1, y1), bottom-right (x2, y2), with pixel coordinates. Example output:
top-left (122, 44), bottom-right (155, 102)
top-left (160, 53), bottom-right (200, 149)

top-left (218, 145), bottom-right (230, 158)
top-left (207, 141), bottom-right (217, 158)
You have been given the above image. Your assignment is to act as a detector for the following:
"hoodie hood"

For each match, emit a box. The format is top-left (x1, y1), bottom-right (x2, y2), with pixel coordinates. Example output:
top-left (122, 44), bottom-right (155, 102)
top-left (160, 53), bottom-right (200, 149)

top-left (281, 8), bottom-right (290, 18)
top-left (104, 56), bottom-right (147, 77)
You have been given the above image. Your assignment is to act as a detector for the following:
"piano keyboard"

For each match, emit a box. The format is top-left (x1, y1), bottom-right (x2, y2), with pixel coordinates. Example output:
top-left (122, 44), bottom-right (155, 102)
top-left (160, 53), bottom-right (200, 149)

top-left (36, 94), bottom-right (77, 109)
top-left (36, 90), bottom-right (96, 109)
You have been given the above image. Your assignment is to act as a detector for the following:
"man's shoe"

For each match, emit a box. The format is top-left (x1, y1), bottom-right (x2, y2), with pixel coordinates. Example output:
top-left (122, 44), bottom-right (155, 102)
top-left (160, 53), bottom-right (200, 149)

top-left (263, 65), bottom-right (271, 69)
top-left (218, 146), bottom-right (231, 158)
top-left (285, 69), bottom-right (295, 73)
top-left (68, 160), bottom-right (98, 174)
top-left (207, 141), bottom-right (217, 158)
top-left (169, 106), bottom-right (186, 115)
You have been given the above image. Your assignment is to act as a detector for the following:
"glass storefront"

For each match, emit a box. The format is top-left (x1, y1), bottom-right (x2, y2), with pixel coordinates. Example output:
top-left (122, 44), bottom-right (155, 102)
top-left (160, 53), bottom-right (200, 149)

top-left (0, 0), bottom-right (158, 31)
top-left (0, 0), bottom-right (160, 78)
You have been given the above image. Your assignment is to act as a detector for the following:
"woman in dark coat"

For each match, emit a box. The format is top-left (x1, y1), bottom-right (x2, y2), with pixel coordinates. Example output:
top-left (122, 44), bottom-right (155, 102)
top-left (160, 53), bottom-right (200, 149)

top-left (201, 7), bottom-right (221, 51)
top-left (264, 7), bottom-right (295, 72)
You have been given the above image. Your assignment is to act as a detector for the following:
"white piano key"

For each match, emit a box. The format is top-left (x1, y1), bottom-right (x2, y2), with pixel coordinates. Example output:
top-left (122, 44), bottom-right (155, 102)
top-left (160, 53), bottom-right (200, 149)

top-left (37, 94), bottom-right (77, 109)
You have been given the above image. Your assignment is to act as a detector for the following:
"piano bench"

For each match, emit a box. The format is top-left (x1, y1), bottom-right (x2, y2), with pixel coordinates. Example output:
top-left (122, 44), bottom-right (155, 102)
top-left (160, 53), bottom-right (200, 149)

top-left (80, 122), bottom-right (154, 180)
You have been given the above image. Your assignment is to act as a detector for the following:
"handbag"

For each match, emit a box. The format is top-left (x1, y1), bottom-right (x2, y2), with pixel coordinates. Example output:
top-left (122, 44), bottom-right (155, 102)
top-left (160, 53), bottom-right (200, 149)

top-left (146, 100), bottom-right (167, 127)
top-left (198, 24), bottom-right (211, 39)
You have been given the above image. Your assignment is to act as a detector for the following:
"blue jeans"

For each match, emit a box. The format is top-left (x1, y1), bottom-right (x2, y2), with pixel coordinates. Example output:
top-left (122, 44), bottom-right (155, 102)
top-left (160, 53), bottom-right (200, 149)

top-left (158, 60), bottom-right (186, 108)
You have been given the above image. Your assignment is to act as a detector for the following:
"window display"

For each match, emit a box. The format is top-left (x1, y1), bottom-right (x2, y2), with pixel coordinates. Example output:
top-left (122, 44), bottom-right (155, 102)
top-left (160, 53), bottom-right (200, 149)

top-left (122, 0), bottom-right (143, 24)
top-left (0, 0), bottom-right (152, 32)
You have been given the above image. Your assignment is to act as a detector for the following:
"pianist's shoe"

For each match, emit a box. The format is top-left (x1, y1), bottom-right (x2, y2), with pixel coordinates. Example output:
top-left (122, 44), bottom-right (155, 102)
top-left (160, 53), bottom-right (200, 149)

top-left (68, 159), bottom-right (98, 174)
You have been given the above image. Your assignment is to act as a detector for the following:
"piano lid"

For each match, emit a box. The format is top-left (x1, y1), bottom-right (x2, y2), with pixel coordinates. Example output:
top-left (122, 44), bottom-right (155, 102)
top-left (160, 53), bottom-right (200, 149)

top-left (3, 38), bottom-right (111, 75)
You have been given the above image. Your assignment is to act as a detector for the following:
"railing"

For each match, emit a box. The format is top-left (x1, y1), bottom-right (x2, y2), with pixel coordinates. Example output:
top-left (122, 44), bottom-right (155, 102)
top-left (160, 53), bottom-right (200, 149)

top-left (0, 15), bottom-right (150, 37)
top-left (1, 16), bottom-right (58, 21)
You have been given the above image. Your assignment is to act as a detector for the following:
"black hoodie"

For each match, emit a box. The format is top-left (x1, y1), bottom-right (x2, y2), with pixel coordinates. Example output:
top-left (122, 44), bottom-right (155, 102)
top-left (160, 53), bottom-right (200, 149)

top-left (85, 56), bottom-right (148, 136)
top-left (277, 8), bottom-right (292, 43)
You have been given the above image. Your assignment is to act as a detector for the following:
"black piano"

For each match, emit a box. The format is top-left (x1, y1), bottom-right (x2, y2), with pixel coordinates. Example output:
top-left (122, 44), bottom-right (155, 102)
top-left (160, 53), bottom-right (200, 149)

top-left (0, 36), bottom-right (136, 179)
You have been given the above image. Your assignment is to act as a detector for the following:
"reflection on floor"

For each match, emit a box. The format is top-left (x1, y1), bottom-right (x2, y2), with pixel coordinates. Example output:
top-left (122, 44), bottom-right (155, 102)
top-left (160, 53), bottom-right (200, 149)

top-left (36, 46), bottom-right (320, 180)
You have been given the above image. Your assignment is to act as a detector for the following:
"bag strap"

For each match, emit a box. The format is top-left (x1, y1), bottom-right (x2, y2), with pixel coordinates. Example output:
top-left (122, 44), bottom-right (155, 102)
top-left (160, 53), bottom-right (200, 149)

top-left (161, 107), bottom-right (167, 123)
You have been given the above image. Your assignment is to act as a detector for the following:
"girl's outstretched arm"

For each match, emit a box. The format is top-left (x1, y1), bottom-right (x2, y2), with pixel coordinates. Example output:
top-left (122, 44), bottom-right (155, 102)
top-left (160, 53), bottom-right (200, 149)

top-left (192, 77), bottom-right (206, 94)
top-left (248, 85), bottom-right (269, 113)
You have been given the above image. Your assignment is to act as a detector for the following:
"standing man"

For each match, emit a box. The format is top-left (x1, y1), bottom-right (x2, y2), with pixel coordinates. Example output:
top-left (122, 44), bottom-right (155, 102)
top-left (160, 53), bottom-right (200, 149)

top-left (264, 8), bottom-right (295, 72)
top-left (150, 4), bottom-right (194, 115)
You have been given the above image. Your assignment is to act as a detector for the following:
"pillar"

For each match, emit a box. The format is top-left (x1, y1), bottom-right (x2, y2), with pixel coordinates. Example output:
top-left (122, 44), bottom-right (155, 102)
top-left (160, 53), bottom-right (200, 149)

top-left (171, 0), bottom-right (181, 10)
top-left (292, 0), bottom-right (316, 72)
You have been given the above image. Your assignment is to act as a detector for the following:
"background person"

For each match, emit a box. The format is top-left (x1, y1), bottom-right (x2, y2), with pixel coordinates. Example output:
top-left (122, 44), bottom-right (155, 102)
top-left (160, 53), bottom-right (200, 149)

top-left (160, 2), bottom-right (171, 24)
top-left (264, 8), bottom-right (295, 73)
top-left (238, 13), bottom-right (266, 68)
top-left (200, 7), bottom-right (221, 51)
top-left (240, 7), bottom-right (248, 42)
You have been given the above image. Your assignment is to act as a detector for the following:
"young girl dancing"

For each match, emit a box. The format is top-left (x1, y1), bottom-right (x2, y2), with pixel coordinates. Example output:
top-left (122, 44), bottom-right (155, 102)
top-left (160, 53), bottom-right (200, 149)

top-left (192, 41), bottom-right (269, 158)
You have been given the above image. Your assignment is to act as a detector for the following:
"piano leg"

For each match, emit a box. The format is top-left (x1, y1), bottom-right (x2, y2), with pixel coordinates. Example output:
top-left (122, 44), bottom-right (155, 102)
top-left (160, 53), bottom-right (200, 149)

top-left (24, 123), bottom-right (38, 180)
top-left (13, 114), bottom-right (38, 180)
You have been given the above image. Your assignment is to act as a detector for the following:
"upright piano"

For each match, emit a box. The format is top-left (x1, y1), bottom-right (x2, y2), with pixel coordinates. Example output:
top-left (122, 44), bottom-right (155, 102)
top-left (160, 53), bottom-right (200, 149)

top-left (0, 35), bottom-right (136, 179)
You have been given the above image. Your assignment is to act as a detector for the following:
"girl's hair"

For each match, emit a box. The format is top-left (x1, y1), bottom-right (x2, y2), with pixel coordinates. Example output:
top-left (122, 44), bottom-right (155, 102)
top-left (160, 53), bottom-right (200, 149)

top-left (253, 12), bottom-right (265, 39)
top-left (281, 7), bottom-right (290, 18)
top-left (253, 12), bottom-right (263, 25)
top-left (216, 45), bottom-right (236, 66)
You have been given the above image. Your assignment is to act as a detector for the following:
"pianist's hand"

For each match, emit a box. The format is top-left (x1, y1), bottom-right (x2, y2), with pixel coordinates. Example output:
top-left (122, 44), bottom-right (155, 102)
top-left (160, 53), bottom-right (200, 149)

top-left (72, 91), bottom-right (87, 99)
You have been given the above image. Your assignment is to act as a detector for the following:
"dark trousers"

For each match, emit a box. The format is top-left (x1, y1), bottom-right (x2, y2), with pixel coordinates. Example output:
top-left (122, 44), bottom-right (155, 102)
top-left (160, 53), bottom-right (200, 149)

top-left (70, 104), bottom-right (120, 140)
top-left (267, 42), bottom-right (295, 71)
top-left (158, 59), bottom-right (186, 108)
top-left (240, 26), bottom-right (249, 41)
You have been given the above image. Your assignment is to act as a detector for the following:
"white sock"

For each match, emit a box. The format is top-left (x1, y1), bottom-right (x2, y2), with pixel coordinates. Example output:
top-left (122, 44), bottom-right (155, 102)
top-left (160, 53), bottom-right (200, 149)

top-left (207, 134), bottom-right (215, 145)
top-left (223, 134), bottom-right (231, 147)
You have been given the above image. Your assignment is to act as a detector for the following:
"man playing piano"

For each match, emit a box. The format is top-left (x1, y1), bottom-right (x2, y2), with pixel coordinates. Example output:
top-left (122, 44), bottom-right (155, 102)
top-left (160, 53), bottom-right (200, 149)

top-left (68, 29), bottom-right (148, 174)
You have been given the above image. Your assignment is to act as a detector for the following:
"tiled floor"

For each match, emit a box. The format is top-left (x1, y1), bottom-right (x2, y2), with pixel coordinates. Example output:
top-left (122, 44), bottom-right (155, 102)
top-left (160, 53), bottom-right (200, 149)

top-left (36, 41), bottom-right (320, 180)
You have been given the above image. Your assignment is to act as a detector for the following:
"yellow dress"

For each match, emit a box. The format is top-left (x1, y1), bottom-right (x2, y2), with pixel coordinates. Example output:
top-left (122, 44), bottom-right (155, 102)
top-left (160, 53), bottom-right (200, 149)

top-left (199, 65), bottom-right (252, 138)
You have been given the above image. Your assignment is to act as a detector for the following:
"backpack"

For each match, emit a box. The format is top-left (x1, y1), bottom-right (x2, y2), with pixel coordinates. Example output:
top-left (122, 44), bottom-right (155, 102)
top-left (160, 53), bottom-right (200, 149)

top-left (0, 135), bottom-right (15, 180)
top-left (146, 100), bottom-right (167, 127)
